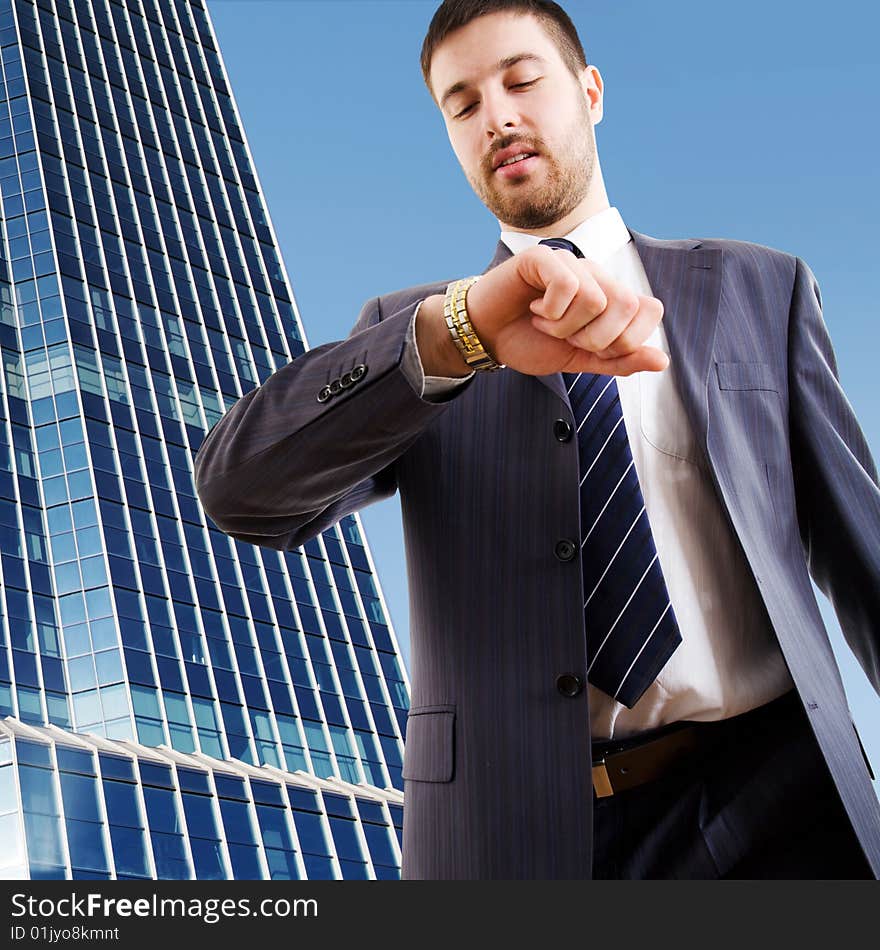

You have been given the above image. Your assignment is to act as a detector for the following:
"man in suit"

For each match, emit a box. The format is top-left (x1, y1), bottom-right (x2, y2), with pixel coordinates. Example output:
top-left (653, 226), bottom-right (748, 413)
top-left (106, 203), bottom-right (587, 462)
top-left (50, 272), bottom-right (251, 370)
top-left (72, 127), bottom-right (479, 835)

top-left (195, 0), bottom-right (880, 878)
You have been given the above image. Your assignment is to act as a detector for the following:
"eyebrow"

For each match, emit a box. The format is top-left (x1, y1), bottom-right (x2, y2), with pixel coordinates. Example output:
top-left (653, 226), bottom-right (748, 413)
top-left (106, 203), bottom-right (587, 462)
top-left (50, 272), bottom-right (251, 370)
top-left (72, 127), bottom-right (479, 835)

top-left (439, 53), bottom-right (547, 111)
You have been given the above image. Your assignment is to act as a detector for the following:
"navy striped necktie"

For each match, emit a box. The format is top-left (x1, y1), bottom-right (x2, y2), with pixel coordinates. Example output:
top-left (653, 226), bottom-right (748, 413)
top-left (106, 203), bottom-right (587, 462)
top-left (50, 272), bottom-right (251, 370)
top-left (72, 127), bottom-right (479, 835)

top-left (539, 237), bottom-right (681, 707)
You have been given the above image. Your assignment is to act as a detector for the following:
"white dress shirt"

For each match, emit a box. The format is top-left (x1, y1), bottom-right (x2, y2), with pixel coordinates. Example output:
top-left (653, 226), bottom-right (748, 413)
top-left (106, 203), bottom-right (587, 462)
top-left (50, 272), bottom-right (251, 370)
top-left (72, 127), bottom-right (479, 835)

top-left (404, 207), bottom-right (794, 739)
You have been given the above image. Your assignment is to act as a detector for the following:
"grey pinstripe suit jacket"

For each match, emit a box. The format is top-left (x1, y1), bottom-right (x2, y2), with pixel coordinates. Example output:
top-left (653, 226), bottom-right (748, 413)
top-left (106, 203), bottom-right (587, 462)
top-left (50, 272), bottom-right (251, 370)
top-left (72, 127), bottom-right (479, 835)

top-left (195, 229), bottom-right (880, 879)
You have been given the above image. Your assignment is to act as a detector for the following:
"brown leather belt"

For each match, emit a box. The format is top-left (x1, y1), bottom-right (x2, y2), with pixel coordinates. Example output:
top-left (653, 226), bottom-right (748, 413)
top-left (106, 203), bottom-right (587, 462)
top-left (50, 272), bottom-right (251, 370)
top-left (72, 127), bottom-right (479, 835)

top-left (591, 690), bottom-right (800, 798)
top-left (592, 724), bottom-right (703, 797)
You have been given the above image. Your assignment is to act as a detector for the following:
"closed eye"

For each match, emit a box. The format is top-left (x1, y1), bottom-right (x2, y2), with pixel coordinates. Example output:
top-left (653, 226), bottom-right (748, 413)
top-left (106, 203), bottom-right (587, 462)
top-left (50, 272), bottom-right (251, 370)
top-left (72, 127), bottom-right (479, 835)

top-left (453, 78), bottom-right (540, 118)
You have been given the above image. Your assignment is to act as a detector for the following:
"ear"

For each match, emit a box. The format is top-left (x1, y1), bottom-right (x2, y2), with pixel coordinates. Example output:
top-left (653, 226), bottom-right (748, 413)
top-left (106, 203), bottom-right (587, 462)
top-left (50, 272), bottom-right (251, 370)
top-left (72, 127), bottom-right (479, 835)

top-left (580, 65), bottom-right (604, 125)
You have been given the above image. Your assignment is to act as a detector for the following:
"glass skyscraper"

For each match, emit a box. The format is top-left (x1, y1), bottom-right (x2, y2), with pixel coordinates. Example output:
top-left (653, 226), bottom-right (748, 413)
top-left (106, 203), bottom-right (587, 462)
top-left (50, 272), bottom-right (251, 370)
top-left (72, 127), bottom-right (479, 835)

top-left (0, 0), bottom-right (409, 879)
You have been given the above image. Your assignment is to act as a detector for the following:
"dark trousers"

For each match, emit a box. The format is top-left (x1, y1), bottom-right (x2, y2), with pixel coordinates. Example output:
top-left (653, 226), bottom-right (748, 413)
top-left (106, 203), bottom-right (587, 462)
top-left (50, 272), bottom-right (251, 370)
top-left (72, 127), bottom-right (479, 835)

top-left (591, 689), bottom-right (874, 879)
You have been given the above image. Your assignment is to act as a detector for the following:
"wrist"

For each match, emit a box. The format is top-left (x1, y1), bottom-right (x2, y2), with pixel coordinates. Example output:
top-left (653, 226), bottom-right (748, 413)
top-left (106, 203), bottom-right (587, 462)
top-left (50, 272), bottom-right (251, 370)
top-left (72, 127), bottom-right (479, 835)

top-left (416, 294), bottom-right (472, 377)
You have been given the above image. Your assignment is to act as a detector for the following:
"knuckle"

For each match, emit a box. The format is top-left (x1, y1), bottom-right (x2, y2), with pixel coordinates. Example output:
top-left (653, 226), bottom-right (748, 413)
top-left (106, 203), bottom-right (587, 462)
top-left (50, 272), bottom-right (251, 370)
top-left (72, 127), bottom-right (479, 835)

top-left (526, 245), bottom-right (552, 268)
top-left (639, 295), bottom-right (662, 322)
top-left (579, 286), bottom-right (606, 313)
top-left (614, 329), bottom-right (638, 354)
top-left (561, 271), bottom-right (580, 294)
top-left (622, 293), bottom-right (640, 318)
top-left (598, 328), bottom-right (620, 351)
top-left (578, 326), bottom-right (605, 352)
top-left (567, 328), bottom-right (589, 350)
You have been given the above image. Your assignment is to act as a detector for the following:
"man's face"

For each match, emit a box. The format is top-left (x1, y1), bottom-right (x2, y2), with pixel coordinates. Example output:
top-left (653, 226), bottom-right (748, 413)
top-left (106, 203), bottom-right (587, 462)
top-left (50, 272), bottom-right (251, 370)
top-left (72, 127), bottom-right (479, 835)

top-left (429, 12), bottom-right (603, 231)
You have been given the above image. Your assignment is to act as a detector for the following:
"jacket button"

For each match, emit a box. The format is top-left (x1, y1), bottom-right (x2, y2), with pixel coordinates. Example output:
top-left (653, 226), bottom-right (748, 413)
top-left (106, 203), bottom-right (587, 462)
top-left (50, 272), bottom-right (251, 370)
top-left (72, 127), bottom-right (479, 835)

top-left (555, 539), bottom-right (577, 561)
top-left (329, 378), bottom-right (342, 395)
top-left (554, 419), bottom-right (573, 442)
top-left (340, 371), bottom-right (354, 388)
top-left (351, 364), bottom-right (367, 382)
top-left (317, 386), bottom-right (332, 403)
top-left (556, 673), bottom-right (584, 697)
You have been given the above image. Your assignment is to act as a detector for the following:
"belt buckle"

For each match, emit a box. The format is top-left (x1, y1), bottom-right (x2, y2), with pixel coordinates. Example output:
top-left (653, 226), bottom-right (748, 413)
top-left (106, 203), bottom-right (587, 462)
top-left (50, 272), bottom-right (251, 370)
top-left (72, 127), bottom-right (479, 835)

top-left (592, 759), bottom-right (615, 798)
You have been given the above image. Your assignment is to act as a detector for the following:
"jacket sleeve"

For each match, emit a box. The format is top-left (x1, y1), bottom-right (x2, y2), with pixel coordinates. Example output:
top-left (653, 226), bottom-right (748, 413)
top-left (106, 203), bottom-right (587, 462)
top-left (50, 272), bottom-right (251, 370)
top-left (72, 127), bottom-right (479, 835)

top-left (788, 256), bottom-right (880, 694)
top-left (194, 294), bottom-right (470, 550)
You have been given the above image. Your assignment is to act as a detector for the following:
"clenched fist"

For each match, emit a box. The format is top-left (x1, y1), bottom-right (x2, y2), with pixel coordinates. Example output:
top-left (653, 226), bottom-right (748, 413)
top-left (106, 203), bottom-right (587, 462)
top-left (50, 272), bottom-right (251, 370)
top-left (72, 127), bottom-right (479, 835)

top-left (417, 243), bottom-right (668, 378)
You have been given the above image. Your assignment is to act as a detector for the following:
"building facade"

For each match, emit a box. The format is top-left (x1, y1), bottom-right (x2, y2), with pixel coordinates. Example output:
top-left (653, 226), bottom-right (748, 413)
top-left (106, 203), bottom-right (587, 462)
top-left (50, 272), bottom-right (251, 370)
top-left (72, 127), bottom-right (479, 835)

top-left (0, 0), bottom-right (409, 879)
top-left (0, 719), bottom-right (404, 880)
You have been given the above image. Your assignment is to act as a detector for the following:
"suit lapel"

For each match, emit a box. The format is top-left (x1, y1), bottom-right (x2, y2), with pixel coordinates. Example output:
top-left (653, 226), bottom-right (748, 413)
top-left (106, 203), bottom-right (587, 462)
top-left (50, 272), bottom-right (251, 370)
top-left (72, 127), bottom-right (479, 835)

top-left (630, 230), bottom-right (722, 451)
top-left (483, 231), bottom-right (723, 447)
top-left (484, 240), bottom-right (512, 272)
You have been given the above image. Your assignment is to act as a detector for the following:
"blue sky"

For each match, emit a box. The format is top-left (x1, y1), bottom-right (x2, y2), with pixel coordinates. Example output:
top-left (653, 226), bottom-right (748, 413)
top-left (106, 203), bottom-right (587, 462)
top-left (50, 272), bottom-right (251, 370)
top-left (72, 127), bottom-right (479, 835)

top-left (207, 0), bottom-right (880, 785)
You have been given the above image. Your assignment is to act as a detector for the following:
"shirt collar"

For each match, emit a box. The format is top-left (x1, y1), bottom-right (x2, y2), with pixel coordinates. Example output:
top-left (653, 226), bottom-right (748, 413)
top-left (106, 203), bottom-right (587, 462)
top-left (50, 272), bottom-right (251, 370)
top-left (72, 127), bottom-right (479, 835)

top-left (500, 206), bottom-right (632, 267)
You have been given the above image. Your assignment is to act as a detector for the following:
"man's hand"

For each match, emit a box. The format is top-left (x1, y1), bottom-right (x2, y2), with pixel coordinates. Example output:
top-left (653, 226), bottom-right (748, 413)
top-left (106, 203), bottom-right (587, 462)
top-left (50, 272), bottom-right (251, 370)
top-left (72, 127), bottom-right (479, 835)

top-left (417, 244), bottom-right (668, 378)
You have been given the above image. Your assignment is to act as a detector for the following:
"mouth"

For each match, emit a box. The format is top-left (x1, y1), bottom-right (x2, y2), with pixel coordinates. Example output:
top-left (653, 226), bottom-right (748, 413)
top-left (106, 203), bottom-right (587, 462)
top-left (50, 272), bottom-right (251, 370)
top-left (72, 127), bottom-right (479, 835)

top-left (493, 152), bottom-right (540, 179)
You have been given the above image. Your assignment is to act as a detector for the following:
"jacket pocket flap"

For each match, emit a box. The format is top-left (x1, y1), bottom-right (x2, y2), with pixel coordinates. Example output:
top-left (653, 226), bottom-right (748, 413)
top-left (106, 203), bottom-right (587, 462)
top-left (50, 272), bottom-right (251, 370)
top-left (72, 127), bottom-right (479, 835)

top-left (715, 360), bottom-right (778, 392)
top-left (402, 705), bottom-right (455, 783)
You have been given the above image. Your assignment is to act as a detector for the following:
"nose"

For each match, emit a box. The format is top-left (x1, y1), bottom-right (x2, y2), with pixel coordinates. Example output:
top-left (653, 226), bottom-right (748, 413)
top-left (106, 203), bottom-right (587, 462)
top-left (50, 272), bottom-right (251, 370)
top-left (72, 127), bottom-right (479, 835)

top-left (482, 89), bottom-right (519, 140)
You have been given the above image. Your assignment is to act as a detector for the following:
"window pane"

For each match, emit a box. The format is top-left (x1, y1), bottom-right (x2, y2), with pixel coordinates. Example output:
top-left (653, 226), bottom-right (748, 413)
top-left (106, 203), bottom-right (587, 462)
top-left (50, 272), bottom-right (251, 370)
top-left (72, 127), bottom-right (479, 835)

top-left (293, 811), bottom-right (329, 856)
top-left (329, 818), bottom-right (363, 861)
top-left (102, 780), bottom-right (142, 828)
top-left (0, 812), bottom-right (25, 868)
top-left (56, 747), bottom-right (96, 777)
top-left (143, 786), bottom-right (183, 834)
top-left (0, 764), bottom-right (18, 813)
top-left (182, 793), bottom-right (219, 839)
top-left (219, 798), bottom-right (255, 845)
top-left (65, 818), bottom-right (109, 871)
top-left (60, 772), bottom-right (101, 822)
top-left (24, 812), bottom-right (64, 865)
top-left (19, 765), bottom-right (59, 815)
top-left (227, 843), bottom-right (263, 880)
top-left (363, 823), bottom-right (397, 867)
top-left (190, 837), bottom-right (226, 880)
top-left (255, 804), bottom-right (291, 851)
top-left (302, 853), bottom-right (334, 879)
top-left (108, 825), bottom-right (149, 876)
top-left (151, 831), bottom-right (191, 880)
top-left (265, 848), bottom-right (298, 880)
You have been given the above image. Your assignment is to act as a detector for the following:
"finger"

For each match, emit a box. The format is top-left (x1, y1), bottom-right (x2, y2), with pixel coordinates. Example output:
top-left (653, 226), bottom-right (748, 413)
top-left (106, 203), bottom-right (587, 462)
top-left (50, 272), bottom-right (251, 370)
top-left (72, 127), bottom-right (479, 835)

top-left (562, 345), bottom-right (670, 377)
top-left (519, 244), bottom-right (578, 292)
top-left (593, 297), bottom-right (664, 359)
top-left (558, 285), bottom-right (641, 350)
top-left (530, 269), bottom-right (609, 332)
top-left (526, 254), bottom-right (583, 322)
top-left (570, 294), bottom-right (664, 356)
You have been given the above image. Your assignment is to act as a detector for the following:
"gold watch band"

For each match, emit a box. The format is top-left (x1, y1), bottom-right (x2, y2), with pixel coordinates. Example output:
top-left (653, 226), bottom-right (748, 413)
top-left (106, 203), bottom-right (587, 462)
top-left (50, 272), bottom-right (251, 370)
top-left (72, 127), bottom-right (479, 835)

top-left (442, 276), bottom-right (505, 373)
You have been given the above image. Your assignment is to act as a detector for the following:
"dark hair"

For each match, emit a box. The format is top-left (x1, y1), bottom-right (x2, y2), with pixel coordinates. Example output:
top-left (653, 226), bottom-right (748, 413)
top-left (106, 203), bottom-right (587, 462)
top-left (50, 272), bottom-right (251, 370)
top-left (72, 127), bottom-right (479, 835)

top-left (421, 0), bottom-right (587, 93)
